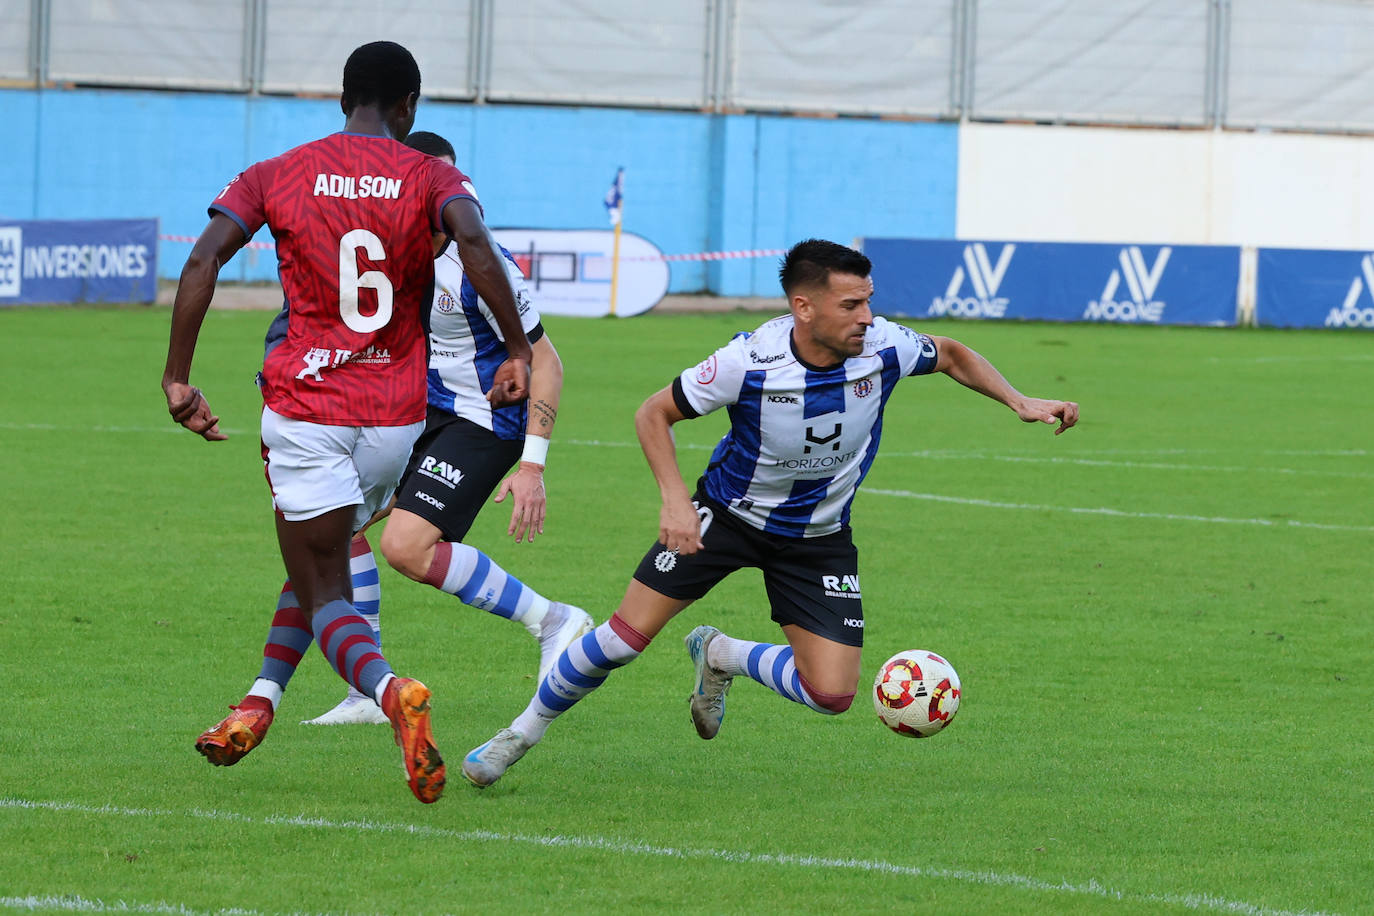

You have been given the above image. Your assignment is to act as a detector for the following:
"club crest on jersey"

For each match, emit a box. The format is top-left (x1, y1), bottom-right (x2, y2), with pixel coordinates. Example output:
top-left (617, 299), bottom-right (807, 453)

top-left (853, 378), bottom-right (873, 398)
top-left (436, 291), bottom-right (457, 314)
top-left (695, 355), bottom-right (717, 385)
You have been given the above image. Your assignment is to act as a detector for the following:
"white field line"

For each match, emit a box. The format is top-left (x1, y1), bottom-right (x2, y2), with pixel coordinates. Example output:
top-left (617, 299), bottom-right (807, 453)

top-left (2, 425), bottom-right (1366, 530)
top-left (0, 895), bottom-right (288, 915)
top-left (563, 438), bottom-right (1372, 469)
top-left (1203, 353), bottom-right (1374, 364)
top-left (863, 488), bottom-right (1374, 533)
top-left (877, 451), bottom-right (1374, 480)
top-left (0, 799), bottom-right (1341, 916)
top-left (0, 421), bottom-right (252, 437)
top-left (2, 422), bottom-right (1366, 463)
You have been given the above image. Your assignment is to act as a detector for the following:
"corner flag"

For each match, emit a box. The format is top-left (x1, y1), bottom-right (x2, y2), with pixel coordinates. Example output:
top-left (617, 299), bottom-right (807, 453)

top-left (604, 167), bottom-right (624, 226)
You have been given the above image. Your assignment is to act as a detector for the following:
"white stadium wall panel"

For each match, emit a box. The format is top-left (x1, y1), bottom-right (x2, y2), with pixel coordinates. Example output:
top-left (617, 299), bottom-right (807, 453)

top-left (1226, 0), bottom-right (1374, 132)
top-left (260, 0), bottom-right (474, 99)
top-left (728, 0), bottom-right (955, 116)
top-left (485, 0), bottom-right (709, 107)
top-left (47, 0), bottom-right (247, 89)
top-left (971, 0), bottom-right (1209, 125)
top-left (956, 121), bottom-right (1374, 251)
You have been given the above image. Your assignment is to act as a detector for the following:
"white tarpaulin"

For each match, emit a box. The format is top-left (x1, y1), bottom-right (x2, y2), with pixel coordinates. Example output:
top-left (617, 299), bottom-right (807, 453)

top-left (1227, 0), bottom-right (1374, 131)
top-left (261, 0), bottom-right (474, 99)
top-left (486, 0), bottom-right (708, 106)
top-left (0, 2), bottom-right (30, 79)
top-left (972, 0), bottom-right (1209, 125)
top-left (731, 0), bottom-right (955, 116)
top-left (48, 0), bottom-right (246, 89)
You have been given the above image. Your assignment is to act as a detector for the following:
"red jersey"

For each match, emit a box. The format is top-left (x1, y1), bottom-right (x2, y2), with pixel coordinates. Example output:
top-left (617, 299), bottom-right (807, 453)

top-left (211, 132), bottom-right (477, 426)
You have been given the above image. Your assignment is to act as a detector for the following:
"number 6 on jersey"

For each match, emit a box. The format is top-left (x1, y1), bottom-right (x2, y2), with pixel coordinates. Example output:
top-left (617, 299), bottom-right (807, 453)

top-left (339, 228), bottom-right (392, 333)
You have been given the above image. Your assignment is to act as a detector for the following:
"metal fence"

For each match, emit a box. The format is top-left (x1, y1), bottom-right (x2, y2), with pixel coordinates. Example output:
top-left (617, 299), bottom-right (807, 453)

top-left (5, 0), bottom-right (1374, 132)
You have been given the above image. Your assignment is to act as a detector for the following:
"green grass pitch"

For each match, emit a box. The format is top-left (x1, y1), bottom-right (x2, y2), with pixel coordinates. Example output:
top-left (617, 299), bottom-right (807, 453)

top-left (0, 305), bottom-right (1370, 915)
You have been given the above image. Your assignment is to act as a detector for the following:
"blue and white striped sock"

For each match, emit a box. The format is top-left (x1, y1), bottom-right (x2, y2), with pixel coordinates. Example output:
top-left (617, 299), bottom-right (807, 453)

top-left (711, 637), bottom-right (839, 714)
top-left (424, 541), bottom-right (550, 629)
top-left (351, 536), bottom-right (382, 645)
top-left (512, 613), bottom-right (650, 741)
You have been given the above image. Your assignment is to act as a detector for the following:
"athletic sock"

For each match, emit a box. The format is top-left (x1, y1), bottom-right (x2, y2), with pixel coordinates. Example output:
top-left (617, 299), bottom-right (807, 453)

top-left (247, 540), bottom-right (383, 708)
top-left (511, 613), bottom-right (650, 742)
top-left (245, 678), bottom-right (283, 710)
top-left (350, 535), bottom-right (382, 645)
top-left (423, 541), bottom-right (551, 629)
top-left (708, 636), bottom-right (846, 714)
top-left (311, 598), bottom-right (394, 702)
top-left (248, 583), bottom-right (311, 709)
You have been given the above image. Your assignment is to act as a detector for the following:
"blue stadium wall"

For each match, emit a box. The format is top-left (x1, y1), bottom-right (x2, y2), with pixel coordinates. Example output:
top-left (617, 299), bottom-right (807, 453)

top-left (0, 88), bottom-right (957, 296)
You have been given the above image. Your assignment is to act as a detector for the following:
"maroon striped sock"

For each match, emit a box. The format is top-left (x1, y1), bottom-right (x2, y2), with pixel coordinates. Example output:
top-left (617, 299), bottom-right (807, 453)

top-left (256, 581), bottom-right (312, 688)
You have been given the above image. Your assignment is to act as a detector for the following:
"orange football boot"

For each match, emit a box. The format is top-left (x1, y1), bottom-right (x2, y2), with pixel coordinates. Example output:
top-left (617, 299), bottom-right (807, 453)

top-left (382, 678), bottom-right (445, 804)
top-left (195, 701), bottom-right (274, 766)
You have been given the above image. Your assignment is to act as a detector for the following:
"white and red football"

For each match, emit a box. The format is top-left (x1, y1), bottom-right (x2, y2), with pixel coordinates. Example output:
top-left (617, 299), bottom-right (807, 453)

top-left (873, 650), bottom-right (961, 738)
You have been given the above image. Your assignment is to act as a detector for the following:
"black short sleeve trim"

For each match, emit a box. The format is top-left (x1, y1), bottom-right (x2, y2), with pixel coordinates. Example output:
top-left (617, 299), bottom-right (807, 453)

top-left (671, 376), bottom-right (700, 418)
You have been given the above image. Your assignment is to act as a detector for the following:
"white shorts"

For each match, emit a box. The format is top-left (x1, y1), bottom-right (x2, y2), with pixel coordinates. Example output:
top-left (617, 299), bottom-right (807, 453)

top-left (260, 405), bottom-right (424, 530)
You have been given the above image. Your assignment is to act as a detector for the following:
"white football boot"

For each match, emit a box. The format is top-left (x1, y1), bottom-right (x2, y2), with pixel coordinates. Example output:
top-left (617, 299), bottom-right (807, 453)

top-left (685, 625), bottom-right (733, 739)
top-left (532, 602), bottom-right (594, 683)
top-left (300, 689), bottom-right (389, 725)
top-left (462, 728), bottom-right (534, 787)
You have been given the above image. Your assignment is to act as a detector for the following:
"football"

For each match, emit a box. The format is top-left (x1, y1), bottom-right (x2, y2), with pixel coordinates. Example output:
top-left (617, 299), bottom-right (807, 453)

top-left (873, 650), bottom-right (961, 737)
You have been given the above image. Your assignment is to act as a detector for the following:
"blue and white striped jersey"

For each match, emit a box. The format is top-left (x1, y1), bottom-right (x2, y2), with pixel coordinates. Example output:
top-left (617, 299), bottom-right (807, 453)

top-left (671, 314), bottom-right (939, 538)
top-left (425, 241), bottom-right (543, 440)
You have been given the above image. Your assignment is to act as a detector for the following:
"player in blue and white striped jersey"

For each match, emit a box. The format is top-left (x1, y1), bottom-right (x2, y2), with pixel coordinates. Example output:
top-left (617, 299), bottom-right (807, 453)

top-left (462, 239), bottom-right (1079, 786)
top-left (296, 131), bottom-right (591, 726)
top-left (671, 308), bottom-right (939, 538)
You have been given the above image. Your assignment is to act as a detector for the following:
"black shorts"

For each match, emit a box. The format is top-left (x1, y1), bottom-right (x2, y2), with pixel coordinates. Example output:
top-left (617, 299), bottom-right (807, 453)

top-left (631, 494), bottom-right (865, 646)
top-left (392, 409), bottom-right (522, 542)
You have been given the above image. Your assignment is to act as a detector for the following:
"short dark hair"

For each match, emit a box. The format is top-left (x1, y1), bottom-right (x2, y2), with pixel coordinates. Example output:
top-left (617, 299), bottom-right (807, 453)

top-left (404, 130), bottom-right (455, 161)
top-left (779, 239), bottom-right (871, 296)
top-left (342, 41), bottom-right (421, 112)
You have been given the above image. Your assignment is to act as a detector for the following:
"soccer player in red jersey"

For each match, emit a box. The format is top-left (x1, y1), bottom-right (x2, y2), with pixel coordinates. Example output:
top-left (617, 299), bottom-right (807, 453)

top-left (161, 41), bottom-right (531, 804)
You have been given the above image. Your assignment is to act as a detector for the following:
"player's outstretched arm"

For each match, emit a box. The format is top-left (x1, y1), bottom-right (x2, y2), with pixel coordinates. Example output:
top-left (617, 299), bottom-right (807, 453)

top-left (442, 198), bottom-right (532, 406)
top-left (494, 334), bottom-right (564, 543)
top-left (635, 386), bottom-right (704, 555)
top-left (161, 214), bottom-right (246, 441)
top-left (930, 335), bottom-right (1080, 435)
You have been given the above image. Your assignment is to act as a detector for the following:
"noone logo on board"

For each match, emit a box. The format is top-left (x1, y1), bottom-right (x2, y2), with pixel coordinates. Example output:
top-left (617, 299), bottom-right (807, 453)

top-left (1326, 254), bottom-right (1374, 328)
top-left (928, 243), bottom-right (1015, 318)
top-left (1084, 247), bottom-right (1171, 323)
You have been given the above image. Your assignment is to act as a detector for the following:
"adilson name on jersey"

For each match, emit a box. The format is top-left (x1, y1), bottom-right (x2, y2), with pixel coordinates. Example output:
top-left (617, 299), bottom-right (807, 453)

top-left (313, 173), bottom-right (403, 200)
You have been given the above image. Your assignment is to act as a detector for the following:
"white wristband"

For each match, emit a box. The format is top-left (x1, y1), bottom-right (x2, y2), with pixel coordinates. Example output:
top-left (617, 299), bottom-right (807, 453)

top-left (521, 434), bottom-right (550, 467)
